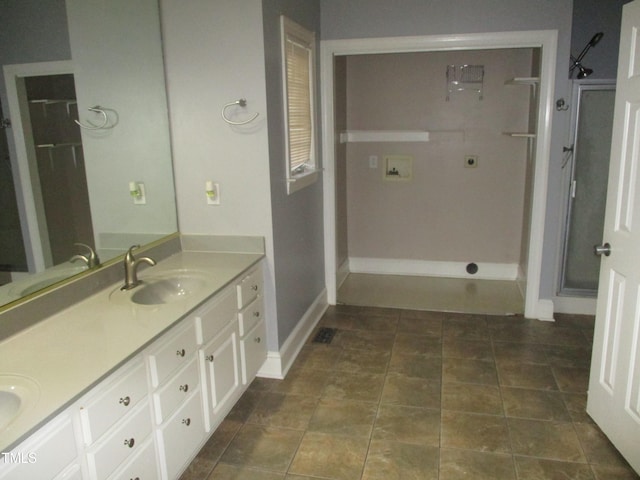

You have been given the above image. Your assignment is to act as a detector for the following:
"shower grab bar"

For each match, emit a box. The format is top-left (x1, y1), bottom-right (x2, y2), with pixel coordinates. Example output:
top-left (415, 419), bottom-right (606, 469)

top-left (222, 98), bottom-right (259, 125)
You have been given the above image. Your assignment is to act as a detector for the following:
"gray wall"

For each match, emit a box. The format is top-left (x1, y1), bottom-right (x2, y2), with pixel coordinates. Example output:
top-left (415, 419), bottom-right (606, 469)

top-left (321, 0), bottom-right (575, 304)
top-left (262, 0), bottom-right (325, 347)
top-left (571, 0), bottom-right (628, 80)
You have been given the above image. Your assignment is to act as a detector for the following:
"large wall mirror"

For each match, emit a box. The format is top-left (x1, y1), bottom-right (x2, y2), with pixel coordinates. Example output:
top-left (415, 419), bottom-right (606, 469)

top-left (0, 0), bottom-right (178, 308)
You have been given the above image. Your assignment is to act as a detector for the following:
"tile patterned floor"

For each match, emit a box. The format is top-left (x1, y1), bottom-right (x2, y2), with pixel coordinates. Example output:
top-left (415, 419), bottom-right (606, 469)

top-left (180, 306), bottom-right (640, 480)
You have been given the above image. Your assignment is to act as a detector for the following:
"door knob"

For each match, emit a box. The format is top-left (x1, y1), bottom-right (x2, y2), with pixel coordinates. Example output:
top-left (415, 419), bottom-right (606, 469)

top-left (594, 243), bottom-right (611, 256)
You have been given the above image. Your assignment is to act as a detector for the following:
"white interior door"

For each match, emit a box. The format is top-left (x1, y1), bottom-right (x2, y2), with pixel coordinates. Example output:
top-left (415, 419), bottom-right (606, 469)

top-left (587, 0), bottom-right (640, 472)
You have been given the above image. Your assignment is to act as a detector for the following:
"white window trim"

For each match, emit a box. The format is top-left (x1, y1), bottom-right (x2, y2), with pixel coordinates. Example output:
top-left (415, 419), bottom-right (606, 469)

top-left (280, 15), bottom-right (318, 195)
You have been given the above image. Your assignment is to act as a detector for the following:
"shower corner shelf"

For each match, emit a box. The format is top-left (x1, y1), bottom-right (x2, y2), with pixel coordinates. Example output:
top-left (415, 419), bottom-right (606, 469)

top-left (339, 130), bottom-right (430, 143)
top-left (504, 77), bottom-right (540, 86)
top-left (503, 132), bottom-right (537, 138)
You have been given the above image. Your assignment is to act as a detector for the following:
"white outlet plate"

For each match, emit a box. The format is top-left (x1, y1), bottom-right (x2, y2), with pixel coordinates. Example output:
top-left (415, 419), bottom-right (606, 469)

top-left (206, 182), bottom-right (220, 205)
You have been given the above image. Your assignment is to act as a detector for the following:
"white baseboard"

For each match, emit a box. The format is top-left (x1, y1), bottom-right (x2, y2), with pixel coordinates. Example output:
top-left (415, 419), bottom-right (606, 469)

top-left (337, 258), bottom-right (349, 289)
top-left (536, 299), bottom-right (555, 322)
top-left (348, 257), bottom-right (519, 281)
top-left (257, 288), bottom-right (328, 379)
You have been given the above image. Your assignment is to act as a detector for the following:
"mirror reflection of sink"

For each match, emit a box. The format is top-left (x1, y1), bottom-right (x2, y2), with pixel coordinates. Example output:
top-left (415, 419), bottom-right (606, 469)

top-left (110, 272), bottom-right (208, 306)
top-left (0, 375), bottom-right (41, 431)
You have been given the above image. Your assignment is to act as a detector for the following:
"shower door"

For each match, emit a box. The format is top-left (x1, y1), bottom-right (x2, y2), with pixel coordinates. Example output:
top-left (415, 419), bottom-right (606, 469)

top-left (559, 82), bottom-right (615, 296)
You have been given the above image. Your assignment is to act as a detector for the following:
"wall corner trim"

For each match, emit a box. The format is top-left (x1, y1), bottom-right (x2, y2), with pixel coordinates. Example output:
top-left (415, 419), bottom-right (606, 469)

top-left (257, 288), bottom-right (328, 380)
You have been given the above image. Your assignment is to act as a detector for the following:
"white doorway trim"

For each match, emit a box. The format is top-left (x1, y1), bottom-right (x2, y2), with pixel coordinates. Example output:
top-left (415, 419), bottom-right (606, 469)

top-left (320, 30), bottom-right (558, 320)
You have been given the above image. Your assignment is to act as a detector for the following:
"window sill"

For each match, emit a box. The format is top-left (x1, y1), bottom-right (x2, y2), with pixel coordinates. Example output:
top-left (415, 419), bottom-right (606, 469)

top-left (286, 169), bottom-right (319, 195)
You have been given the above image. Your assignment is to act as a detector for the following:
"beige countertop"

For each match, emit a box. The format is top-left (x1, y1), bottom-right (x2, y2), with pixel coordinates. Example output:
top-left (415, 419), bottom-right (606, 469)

top-left (0, 250), bottom-right (263, 452)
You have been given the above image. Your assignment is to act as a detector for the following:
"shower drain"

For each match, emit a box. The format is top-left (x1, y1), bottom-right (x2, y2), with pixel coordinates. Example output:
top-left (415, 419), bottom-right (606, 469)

top-left (312, 327), bottom-right (337, 344)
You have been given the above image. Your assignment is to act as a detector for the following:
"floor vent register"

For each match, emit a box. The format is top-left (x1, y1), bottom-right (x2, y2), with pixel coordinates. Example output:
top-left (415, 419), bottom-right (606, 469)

top-left (312, 327), bottom-right (337, 344)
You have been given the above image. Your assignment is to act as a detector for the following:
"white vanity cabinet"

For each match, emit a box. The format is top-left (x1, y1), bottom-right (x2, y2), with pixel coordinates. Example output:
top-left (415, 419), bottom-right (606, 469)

top-left (0, 411), bottom-right (79, 480)
top-left (146, 320), bottom-right (205, 480)
top-left (237, 266), bottom-right (267, 384)
top-left (77, 355), bottom-right (156, 480)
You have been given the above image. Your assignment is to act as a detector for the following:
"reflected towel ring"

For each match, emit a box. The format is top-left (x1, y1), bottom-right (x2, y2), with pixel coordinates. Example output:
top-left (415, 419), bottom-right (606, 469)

top-left (75, 105), bottom-right (109, 130)
top-left (222, 98), bottom-right (259, 125)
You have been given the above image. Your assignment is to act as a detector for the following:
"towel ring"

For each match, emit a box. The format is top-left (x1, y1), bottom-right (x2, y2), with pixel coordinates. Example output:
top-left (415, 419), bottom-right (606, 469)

top-left (75, 106), bottom-right (109, 130)
top-left (222, 98), bottom-right (259, 125)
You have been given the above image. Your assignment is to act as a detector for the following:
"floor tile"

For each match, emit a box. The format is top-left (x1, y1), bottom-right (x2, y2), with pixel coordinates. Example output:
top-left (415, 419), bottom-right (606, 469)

top-left (442, 357), bottom-right (498, 385)
top-left (393, 333), bottom-right (442, 356)
top-left (380, 372), bottom-right (441, 408)
top-left (288, 432), bottom-right (369, 480)
top-left (574, 423), bottom-right (634, 468)
top-left (562, 393), bottom-right (594, 423)
top-left (349, 314), bottom-right (399, 333)
top-left (439, 448), bottom-right (516, 480)
top-left (388, 352), bottom-right (442, 379)
top-left (544, 345), bottom-right (592, 369)
top-left (591, 465), bottom-right (640, 479)
top-left (207, 464), bottom-right (285, 479)
top-left (220, 424), bottom-right (304, 472)
top-left (514, 456), bottom-right (595, 479)
top-left (497, 363), bottom-right (558, 390)
top-left (442, 339), bottom-right (494, 361)
top-left (334, 329), bottom-right (395, 351)
top-left (502, 387), bottom-right (571, 421)
top-left (441, 382), bottom-right (504, 415)
top-left (293, 345), bottom-right (341, 371)
top-left (271, 367), bottom-right (329, 397)
top-left (443, 320), bottom-right (491, 342)
top-left (397, 314), bottom-right (443, 337)
top-left (247, 392), bottom-right (318, 430)
top-left (441, 411), bottom-right (511, 453)
top-left (508, 418), bottom-right (586, 462)
top-left (334, 348), bottom-right (391, 374)
top-left (552, 366), bottom-right (590, 393)
top-left (373, 404), bottom-right (440, 446)
top-left (493, 342), bottom-right (548, 365)
top-left (362, 440), bottom-right (439, 480)
top-left (322, 370), bottom-right (386, 402)
top-left (307, 398), bottom-right (377, 437)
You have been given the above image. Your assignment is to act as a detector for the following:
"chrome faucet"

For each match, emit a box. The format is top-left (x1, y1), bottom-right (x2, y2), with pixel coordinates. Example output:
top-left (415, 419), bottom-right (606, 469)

top-left (70, 242), bottom-right (100, 268)
top-left (121, 245), bottom-right (156, 290)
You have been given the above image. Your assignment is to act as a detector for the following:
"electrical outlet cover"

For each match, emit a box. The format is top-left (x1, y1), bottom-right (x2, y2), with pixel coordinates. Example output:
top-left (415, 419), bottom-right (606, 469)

top-left (383, 155), bottom-right (413, 181)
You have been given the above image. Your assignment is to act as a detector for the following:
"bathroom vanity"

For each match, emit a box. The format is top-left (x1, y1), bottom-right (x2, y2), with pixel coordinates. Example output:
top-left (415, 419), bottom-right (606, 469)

top-left (0, 238), bottom-right (267, 479)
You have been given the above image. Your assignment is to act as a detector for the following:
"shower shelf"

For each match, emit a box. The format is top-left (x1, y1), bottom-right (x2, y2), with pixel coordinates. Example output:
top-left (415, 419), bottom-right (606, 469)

top-left (339, 130), bottom-right (430, 143)
top-left (504, 77), bottom-right (540, 86)
top-left (29, 99), bottom-right (77, 105)
top-left (503, 132), bottom-right (536, 138)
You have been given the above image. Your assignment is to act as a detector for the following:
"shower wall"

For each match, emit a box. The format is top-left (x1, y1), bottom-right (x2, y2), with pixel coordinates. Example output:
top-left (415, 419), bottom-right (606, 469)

top-left (342, 48), bottom-right (535, 279)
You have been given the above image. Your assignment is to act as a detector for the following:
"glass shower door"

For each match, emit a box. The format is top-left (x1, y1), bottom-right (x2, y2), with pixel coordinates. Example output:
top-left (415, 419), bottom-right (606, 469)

top-left (560, 83), bottom-right (615, 296)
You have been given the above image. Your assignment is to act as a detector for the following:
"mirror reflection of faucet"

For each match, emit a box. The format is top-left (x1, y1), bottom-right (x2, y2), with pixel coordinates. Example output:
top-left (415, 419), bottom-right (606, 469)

top-left (70, 243), bottom-right (100, 268)
top-left (121, 245), bottom-right (156, 291)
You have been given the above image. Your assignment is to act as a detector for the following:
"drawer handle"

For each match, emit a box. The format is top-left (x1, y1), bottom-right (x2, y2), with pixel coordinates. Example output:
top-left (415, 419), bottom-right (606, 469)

top-left (206, 354), bottom-right (214, 362)
top-left (179, 384), bottom-right (189, 393)
top-left (176, 348), bottom-right (186, 357)
top-left (124, 438), bottom-right (135, 448)
top-left (119, 396), bottom-right (131, 407)
top-left (251, 284), bottom-right (259, 291)
top-left (254, 337), bottom-right (261, 343)
top-left (182, 418), bottom-right (191, 426)
top-left (130, 478), bottom-right (140, 480)
top-left (253, 311), bottom-right (260, 317)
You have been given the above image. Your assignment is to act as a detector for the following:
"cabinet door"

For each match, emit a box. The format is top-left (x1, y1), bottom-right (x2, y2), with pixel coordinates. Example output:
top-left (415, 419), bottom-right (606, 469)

top-left (109, 437), bottom-right (158, 480)
top-left (156, 389), bottom-right (205, 480)
top-left (0, 413), bottom-right (77, 480)
top-left (79, 357), bottom-right (147, 444)
top-left (240, 319), bottom-right (267, 385)
top-left (85, 400), bottom-right (151, 480)
top-left (152, 357), bottom-right (200, 424)
top-left (147, 321), bottom-right (197, 387)
top-left (200, 321), bottom-right (240, 430)
top-left (195, 285), bottom-right (237, 346)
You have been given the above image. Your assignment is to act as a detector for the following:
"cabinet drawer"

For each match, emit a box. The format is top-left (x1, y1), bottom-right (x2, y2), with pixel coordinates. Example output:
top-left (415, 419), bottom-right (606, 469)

top-left (237, 267), bottom-right (263, 309)
top-left (53, 464), bottom-right (82, 480)
top-left (240, 319), bottom-right (267, 385)
top-left (157, 390), bottom-right (205, 480)
top-left (195, 285), bottom-right (237, 345)
top-left (79, 358), bottom-right (147, 444)
top-left (201, 321), bottom-right (240, 428)
top-left (86, 399), bottom-right (151, 480)
top-left (148, 321), bottom-right (197, 387)
top-left (109, 437), bottom-right (157, 480)
top-left (238, 295), bottom-right (263, 336)
top-left (0, 414), bottom-right (77, 480)
top-left (152, 357), bottom-right (200, 424)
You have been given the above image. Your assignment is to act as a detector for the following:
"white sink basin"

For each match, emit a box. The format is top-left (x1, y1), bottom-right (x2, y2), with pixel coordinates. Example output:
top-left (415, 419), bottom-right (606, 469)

top-left (110, 271), bottom-right (208, 306)
top-left (0, 375), bottom-right (41, 431)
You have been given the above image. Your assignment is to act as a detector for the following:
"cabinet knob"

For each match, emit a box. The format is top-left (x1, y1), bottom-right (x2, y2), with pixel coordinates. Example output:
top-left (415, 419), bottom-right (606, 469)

top-left (119, 396), bottom-right (131, 407)
top-left (254, 337), bottom-right (261, 343)
top-left (130, 477), bottom-right (140, 480)
top-left (206, 355), bottom-right (214, 362)
top-left (251, 284), bottom-right (259, 291)
top-left (179, 384), bottom-right (189, 393)
top-left (124, 438), bottom-right (135, 448)
top-left (182, 418), bottom-right (191, 426)
top-left (253, 311), bottom-right (260, 317)
top-left (176, 348), bottom-right (186, 357)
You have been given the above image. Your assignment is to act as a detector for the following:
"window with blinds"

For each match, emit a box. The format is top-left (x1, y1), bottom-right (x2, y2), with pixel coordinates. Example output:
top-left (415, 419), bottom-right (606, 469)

top-left (281, 16), bottom-right (317, 194)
